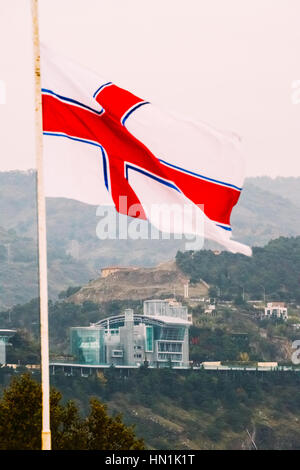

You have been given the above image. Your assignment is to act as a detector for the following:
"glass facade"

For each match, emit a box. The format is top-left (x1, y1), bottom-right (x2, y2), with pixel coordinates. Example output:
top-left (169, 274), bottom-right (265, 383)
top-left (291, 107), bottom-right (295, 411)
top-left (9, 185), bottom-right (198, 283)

top-left (144, 300), bottom-right (168, 317)
top-left (157, 341), bottom-right (183, 362)
top-left (145, 326), bottom-right (153, 352)
top-left (143, 300), bottom-right (188, 320)
top-left (71, 327), bottom-right (105, 365)
top-left (158, 342), bottom-right (182, 352)
top-left (154, 326), bottom-right (185, 341)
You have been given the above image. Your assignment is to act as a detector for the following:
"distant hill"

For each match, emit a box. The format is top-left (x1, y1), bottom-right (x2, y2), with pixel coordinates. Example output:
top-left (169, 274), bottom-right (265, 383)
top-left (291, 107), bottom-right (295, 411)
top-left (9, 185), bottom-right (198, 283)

top-left (0, 226), bottom-right (96, 309)
top-left (2, 171), bottom-right (300, 250)
top-left (0, 170), bottom-right (299, 307)
top-left (248, 176), bottom-right (300, 207)
top-left (230, 181), bottom-right (300, 246)
top-left (0, 227), bottom-right (38, 307)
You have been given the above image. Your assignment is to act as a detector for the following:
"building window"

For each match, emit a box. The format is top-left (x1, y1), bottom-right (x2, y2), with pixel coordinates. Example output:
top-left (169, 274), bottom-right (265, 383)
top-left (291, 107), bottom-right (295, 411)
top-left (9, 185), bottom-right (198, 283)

top-left (112, 350), bottom-right (123, 357)
top-left (157, 353), bottom-right (183, 362)
top-left (145, 326), bottom-right (153, 352)
top-left (157, 342), bottom-right (182, 353)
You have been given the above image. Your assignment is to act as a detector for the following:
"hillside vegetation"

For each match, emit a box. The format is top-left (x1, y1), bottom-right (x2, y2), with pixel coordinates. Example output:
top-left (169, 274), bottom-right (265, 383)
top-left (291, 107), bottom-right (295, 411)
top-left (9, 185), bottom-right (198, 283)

top-left (2, 367), bottom-right (300, 450)
top-left (176, 236), bottom-right (300, 303)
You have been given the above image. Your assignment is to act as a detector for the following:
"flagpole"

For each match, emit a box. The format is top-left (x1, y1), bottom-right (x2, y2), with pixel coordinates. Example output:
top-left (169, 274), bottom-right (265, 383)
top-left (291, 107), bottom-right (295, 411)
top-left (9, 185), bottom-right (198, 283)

top-left (31, 0), bottom-right (51, 450)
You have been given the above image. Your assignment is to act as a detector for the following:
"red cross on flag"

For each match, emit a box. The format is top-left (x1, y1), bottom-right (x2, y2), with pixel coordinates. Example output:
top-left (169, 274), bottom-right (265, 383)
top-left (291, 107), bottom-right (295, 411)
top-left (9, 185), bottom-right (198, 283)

top-left (40, 45), bottom-right (251, 256)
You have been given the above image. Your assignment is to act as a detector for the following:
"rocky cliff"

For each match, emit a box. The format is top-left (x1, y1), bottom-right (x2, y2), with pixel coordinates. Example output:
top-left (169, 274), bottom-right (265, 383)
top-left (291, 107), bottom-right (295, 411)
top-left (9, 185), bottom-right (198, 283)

top-left (68, 260), bottom-right (209, 304)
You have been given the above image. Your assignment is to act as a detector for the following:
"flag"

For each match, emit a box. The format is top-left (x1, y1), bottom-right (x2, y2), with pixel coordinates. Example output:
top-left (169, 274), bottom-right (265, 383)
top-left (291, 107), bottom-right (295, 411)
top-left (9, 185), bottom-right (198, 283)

top-left (40, 46), bottom-right (251, 256)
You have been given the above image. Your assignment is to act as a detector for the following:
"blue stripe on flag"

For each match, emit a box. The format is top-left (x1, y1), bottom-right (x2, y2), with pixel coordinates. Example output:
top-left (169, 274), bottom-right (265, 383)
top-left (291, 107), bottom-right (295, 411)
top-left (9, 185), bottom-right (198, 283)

top-left (122, 101), bottom-right (150, 126)
top-left (125, 163), bottom-right (180, 192)
top-left (43, 131), bottom-right (109, 191)
top-left (159, 159), bottom-right (242, 192)
top-left (93, 82), bottom-right (113, 98)
top-left (42, 88), bottom-right (103, 115)
top-left (216, 224), bottom-right (232, 231)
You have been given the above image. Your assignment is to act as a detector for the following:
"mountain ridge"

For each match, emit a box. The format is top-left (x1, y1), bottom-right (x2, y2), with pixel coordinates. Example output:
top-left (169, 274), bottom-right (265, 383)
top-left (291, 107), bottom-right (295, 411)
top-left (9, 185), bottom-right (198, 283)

top-left (0, 171), bottom-right (299, 308)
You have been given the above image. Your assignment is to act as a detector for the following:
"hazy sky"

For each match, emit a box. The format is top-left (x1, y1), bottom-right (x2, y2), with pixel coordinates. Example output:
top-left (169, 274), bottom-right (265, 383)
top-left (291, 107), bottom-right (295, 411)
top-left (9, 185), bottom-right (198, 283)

top-left (1, 0), bottom-right (300, 177)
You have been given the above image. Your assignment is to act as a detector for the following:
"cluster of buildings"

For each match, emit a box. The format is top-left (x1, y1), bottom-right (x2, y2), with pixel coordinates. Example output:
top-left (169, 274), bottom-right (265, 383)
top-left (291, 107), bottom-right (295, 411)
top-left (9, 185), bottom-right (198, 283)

top-left (70, 299), bottom-right (192, 368)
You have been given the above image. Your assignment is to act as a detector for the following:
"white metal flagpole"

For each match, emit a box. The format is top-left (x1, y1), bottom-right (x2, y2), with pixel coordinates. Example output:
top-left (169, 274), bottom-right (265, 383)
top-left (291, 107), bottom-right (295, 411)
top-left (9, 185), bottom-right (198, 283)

top-left (31, 0), bottom-right (51, 450)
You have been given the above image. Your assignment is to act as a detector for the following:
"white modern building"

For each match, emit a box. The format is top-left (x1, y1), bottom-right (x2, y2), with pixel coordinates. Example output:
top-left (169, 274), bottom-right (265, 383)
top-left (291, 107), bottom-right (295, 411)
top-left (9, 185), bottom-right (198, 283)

top-left (70, 299), bottom-right (192, 368)
top-left (0, 329), bottom-right (16, 364)
top-left (263, 302), bottom-right (288, 321)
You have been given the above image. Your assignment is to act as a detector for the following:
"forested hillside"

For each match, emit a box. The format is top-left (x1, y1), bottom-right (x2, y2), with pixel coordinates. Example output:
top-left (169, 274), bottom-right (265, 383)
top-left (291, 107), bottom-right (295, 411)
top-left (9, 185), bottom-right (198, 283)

top-left (2, 367), bottom-right (300, 450)
top-left (176, 236), bottom-right (300, 303)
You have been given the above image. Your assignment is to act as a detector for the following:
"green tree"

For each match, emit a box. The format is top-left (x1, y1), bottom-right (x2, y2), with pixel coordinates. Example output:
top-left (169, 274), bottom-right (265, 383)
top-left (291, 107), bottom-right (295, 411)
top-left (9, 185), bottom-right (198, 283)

top-left (0, 373), bottom-right (42, 449)
top-left (86, 399), bottom-right (144, 450)
top-left (0, 374), bottom-right (145, 450)
top-left (58, 286), bottom-right (82, 299)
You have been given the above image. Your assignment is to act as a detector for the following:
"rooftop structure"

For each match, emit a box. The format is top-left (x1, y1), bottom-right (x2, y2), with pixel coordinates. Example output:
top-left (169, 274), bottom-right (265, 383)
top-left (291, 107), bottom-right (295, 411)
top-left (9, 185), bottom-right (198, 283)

top-left (100, 266), bottom-right (138, 278)
top-left (70, 300), bottom-right (192, 368)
